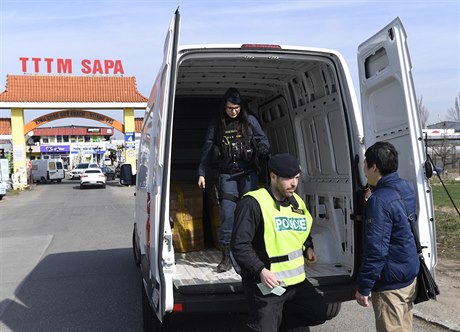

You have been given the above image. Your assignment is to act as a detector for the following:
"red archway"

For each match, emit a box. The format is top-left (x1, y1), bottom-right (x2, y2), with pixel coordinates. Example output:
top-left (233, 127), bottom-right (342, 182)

top-left (24, 110), bottom-right (124, 134)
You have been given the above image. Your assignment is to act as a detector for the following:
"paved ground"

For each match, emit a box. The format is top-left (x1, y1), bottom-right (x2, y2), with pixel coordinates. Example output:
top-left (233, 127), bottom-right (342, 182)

top-left (412, 257), bottom-right (460, 331)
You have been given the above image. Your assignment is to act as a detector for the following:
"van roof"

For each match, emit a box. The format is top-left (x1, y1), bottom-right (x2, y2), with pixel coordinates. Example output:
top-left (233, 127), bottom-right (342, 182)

top-left (174, 44), bottom-right (348, 101)
top-left (179, 44), bottom-right (341, 56)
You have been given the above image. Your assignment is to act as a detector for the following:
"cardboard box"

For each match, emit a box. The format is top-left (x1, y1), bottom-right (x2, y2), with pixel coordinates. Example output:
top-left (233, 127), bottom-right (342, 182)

top-left (170, 183), bottom-right (204, 252)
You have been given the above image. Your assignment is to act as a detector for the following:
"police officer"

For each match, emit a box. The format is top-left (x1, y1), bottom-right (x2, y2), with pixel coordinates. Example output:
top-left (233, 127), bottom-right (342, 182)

top-left (198, 87), bottom-right (270, 273)
top-left (231, 153), bottom-right (327, 331)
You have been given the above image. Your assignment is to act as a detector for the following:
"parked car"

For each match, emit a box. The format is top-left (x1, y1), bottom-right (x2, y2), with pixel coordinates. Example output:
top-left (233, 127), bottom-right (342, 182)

top-left (101, 166), bottom-right (116, 181)
top-left (0, 181), bottom-right (6, 200)
top-left (80, 168), bottom-right (106, 189)
top-left (69, 163), bottom-right (99, 179)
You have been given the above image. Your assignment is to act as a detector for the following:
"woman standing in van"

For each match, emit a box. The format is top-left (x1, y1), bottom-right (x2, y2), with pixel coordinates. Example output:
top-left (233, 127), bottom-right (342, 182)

top-left (198, 87), bottom-right (270, 273)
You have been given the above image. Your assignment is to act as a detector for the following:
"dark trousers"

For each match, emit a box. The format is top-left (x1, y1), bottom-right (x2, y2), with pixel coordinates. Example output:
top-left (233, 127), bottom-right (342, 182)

top-left (219, 172), bottom-right (258, 245)
top-left (242, 278), bottom-right (327, 332)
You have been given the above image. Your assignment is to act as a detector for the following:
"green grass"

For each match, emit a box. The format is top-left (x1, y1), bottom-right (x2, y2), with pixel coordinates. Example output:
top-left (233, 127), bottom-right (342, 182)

top-left (431, 181), bottom-right (460, 260)
top-left (431, 182), bottom-right (460, 208)
top-left (435, 210), bottom-right (460, 259)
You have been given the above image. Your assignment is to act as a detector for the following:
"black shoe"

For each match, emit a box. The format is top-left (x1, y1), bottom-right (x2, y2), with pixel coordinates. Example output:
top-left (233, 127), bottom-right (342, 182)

top-left (217, 245), bottom-right (232, 273)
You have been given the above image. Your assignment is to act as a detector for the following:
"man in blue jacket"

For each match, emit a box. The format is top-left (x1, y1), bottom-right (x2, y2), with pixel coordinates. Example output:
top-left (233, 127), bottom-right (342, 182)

top-left (355, 141), bottom-right (419, 332)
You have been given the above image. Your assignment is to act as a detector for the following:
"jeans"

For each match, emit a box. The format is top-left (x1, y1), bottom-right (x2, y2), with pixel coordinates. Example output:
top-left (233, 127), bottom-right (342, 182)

top-left (219, 171), bottom-right (258, 245)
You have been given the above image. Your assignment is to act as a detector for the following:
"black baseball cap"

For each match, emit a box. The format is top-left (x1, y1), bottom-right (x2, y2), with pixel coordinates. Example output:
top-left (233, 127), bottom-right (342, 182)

top-left (268, 153), bottom-right (301, 178)
top-left (224, 87), bottom-right (241, 104)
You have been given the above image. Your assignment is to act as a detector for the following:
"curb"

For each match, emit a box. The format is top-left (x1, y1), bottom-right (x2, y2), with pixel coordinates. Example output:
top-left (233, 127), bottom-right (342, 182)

top-left (414, 310), bottom-right (460, 331)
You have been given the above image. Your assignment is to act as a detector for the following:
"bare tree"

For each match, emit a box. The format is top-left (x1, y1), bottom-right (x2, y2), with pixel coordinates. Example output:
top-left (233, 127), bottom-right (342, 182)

top-left (447, 92), bottom-right (460, 121)
top-left (430, 137), bottom-right (458, 172)
top-left (428, 119), bottom-right (459, 173)
top-left (417, 95), bottom-right (429, 128)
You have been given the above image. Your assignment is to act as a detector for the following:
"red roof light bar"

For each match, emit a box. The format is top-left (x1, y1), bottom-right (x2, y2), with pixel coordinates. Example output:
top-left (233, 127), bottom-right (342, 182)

top-left (241, 44), bottom-right (282, 49)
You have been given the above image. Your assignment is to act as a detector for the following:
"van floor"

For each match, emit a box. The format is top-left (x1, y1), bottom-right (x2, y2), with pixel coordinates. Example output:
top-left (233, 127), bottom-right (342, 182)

top-left (173, 248), bottom-right (242, 294)
top-left (174, 249), bottom-right (241, 286)
top-left (173, 248), bottom-right (351, 292)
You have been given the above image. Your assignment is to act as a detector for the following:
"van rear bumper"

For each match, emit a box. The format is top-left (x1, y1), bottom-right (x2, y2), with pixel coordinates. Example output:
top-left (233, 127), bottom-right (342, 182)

top-left (170, 282), bottom-right (354, 314)
top-left (172, 291), bottom-right (248, 313)
top-left (316, 283), bottom-right (355, 303)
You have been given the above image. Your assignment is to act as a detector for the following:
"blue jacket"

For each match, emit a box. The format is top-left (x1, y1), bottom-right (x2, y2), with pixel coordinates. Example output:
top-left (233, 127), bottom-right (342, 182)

top-left (357, 172), bottom-right (419, 296)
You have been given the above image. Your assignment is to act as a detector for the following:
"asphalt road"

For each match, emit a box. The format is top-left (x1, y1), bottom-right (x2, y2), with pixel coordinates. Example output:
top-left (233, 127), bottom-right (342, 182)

top-left (0, 179), bottom-right (447, 331)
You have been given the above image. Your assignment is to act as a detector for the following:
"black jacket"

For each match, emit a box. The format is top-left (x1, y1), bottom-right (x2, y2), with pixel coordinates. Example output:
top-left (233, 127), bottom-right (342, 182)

top-left (231, 187), bottom-right (313, 281)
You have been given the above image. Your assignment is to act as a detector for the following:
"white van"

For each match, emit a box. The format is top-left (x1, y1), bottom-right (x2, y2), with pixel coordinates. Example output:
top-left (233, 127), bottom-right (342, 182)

top-left (121, 11), bottom-right (437, 330)
top-left (31, 159), bottom-right (65, 183)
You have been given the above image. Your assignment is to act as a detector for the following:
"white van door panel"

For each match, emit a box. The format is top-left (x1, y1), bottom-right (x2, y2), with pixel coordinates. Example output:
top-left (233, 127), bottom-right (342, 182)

top-left (146, 9), bottom-right (180, 321)
top-left (358, 18), bottom-right (437, 271)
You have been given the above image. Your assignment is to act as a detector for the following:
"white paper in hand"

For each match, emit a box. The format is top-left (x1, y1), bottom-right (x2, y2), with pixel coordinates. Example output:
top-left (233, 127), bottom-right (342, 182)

top-left (257, 282), bottom-right (286, 296)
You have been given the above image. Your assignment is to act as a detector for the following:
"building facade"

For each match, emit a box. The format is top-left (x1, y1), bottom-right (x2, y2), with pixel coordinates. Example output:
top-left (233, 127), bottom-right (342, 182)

top-left (424, 121), bottom-right (460, 172)
top-left (29, 125), bottom-right (117, 169)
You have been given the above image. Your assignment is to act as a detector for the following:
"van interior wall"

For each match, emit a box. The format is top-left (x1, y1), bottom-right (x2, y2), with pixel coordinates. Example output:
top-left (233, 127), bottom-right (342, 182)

top-left (256, 64), bottom-right (354, 277)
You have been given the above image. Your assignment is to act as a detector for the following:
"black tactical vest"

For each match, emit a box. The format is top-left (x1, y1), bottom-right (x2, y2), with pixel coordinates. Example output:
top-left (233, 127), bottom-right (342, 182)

top-left (220, 122), bottom-right (253, 171)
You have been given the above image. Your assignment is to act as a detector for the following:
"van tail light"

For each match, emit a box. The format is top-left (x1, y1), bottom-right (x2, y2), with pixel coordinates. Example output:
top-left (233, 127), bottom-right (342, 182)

top-left (173, 303), bottom-right (183, 312)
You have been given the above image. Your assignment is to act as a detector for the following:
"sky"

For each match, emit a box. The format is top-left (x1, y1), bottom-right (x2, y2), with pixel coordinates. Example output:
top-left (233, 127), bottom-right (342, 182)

top-left (0, 0), bottom-right (459, 136)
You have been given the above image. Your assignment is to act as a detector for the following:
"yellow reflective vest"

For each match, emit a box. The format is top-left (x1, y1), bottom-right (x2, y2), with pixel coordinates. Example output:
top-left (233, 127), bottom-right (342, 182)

top-left (245, 188), bottom-right (313, 286)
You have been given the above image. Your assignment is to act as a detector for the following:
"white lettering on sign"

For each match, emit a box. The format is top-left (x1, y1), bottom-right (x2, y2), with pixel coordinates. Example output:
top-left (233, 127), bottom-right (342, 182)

top-left (19, 57), bottom-right (125, 75)
top-left (274, 217), bottom-right (308, 232)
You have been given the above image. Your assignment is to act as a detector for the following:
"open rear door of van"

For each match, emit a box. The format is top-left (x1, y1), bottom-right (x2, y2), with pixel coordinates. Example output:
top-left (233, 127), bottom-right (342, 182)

top-left (357, 18), bottom-right (437, 272)
top-left (145, 9), bottom-right (180, 323)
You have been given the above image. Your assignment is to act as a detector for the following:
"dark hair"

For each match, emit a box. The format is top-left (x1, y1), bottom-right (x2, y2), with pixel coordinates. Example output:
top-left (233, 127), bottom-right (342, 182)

top-left (217, 88), bottom-right (250, 137)
top-left (365, 141), bottom-right (398, 175)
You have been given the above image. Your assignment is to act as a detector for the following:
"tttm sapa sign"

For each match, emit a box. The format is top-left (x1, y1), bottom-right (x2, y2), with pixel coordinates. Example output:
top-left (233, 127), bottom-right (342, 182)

top-left (19, 57), bottom-right (125, 75)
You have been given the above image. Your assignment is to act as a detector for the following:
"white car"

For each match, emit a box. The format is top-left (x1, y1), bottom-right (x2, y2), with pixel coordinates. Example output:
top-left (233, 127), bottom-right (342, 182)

top-left (80, 168), bottom-right (106, 189)
top-left (0, 181), bottom-right (6, 200)
top-left (69, 163), bottom-right (99, 179)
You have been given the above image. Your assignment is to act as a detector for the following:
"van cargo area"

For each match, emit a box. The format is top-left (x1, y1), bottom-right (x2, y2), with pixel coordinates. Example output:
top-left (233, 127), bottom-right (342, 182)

top-left (168, 47), bottom-right (358, 303)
